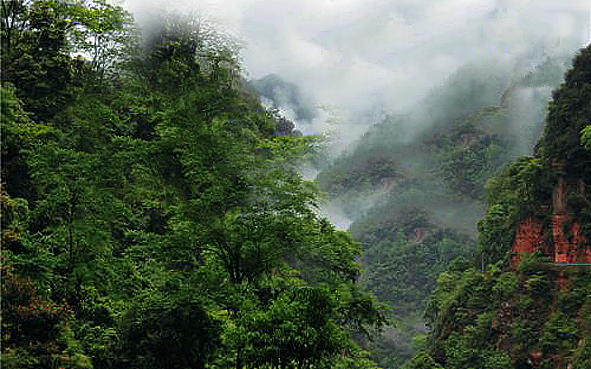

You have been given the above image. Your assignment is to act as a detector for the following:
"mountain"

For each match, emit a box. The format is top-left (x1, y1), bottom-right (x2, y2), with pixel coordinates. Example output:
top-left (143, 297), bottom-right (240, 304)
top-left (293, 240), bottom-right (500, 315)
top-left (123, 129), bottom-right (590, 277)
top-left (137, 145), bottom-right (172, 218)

top-left (404, 45), bottom-right (591, 369)
top-left (315, 51), bottom-right (577, 366)
top-left (249, 73), bottom-right (318, 122)
top-left (0, 3), bottom-right (386, 368)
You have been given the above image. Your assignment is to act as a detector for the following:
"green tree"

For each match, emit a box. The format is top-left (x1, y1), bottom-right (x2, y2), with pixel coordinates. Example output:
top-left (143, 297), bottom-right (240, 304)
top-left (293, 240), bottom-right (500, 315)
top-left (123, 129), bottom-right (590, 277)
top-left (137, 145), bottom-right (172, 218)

top-left (67, 0), bottom-right (135, 77)
top-left (117, 286), bottom-right (221, 369)
top-left (539, 45), bottom-right (591, 178)
top-left (1, 270), bottom-right (92, 369)
top-left (2, 5), bottom-right (387, 368)
top-left (402, 352), bottom-right (444, 369)
top-left (231, 286), bottom-right (347, 369)
top-left (1, 0), bottom-right (79, 121)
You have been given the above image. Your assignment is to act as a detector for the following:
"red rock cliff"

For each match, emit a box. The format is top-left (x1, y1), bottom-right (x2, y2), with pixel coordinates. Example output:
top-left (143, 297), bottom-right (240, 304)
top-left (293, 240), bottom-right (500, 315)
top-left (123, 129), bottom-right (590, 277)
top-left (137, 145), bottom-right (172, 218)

top-left (510, 217), bottom-right (545, 268)
top-left (510, 175), bottom-right (590, 268)
top-left (552, 214), bottom-right (590, 264)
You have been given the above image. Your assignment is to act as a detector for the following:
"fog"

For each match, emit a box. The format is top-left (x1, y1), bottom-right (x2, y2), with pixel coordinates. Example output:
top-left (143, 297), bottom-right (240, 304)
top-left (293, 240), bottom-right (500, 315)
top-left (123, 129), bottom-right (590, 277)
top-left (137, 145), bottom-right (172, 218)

top-left (121, 1), bottom-right (591, 362)
top-left (123, 0), bottom-right (591, 231)
top-left (127, 0), bottom-right (590, 135)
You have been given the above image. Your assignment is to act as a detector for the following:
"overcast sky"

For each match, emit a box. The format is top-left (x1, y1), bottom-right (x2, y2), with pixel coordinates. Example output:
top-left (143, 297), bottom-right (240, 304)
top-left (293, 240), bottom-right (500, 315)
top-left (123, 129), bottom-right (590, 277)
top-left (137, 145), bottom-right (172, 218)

top-left (124, 0), bottom-right (591, 134)
top-left (122, 0), bottom-right (590, 230)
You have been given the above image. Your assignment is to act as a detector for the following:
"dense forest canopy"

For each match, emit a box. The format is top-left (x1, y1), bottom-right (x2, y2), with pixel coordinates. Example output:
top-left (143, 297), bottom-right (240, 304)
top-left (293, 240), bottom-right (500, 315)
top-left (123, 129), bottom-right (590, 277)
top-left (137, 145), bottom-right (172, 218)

top-left (2, 1), bottom-right (591, 369)
top-left (1, 1), bottom-right (387, 368)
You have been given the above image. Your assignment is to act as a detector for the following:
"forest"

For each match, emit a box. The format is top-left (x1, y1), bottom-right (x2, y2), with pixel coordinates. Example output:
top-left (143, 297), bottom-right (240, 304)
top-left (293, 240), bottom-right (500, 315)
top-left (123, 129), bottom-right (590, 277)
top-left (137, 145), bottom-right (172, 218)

top-left (404, 44), bottom-right (591, 369)
top-left (2, 1), bottom-right (591, 369)
top-left (1, 1), bottom-right (387, 368)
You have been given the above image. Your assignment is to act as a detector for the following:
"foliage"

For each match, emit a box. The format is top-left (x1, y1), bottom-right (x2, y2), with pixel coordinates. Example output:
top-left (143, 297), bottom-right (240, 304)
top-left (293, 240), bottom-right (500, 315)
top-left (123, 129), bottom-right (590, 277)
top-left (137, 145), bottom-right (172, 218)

top-left (410, 45), bottom-right (591, 369)
top-left (315, 49), bottom-right (562, 367)
top-left (1, 270), bottom-right (92, 369)
top-left (117, 288), bottom-right (221, 369)
top-left (362, 220), bottom-right (474, 317)
top-left (421, 265), bottom-right (591, 369)
top-left (351, 207), bottom-right (474, 366)
top-left (538, 45), bottom-right (591, 179)
top-left (0, 2), bottom-right (386, 368)
top-left (230, 286), bottom-right (347, 369)
top-left (539, 312), bottom-right (579, 355)
top-left (435, 110), bottom-right (509, 200)
top-left (476, 156), bottom-right (552, 266)
top-left (401, 352), bottom-right (444, 369)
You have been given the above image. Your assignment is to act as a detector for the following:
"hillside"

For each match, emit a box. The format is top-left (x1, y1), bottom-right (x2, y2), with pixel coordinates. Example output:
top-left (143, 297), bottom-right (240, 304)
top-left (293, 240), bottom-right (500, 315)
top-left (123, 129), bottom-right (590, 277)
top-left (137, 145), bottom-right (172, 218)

top-left (0, 2), bottom-right (386, 368)
top-left (2, 2), bottom-right (590, 369)
top-left (404, 45), bottom-right (591, 369)
top-left (315, 51), bottom-right (576, 366)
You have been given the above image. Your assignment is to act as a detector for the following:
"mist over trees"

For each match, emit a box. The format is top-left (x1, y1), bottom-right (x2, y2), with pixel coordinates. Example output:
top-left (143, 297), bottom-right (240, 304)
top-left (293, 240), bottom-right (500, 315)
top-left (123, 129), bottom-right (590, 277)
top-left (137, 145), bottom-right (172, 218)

top-left (313, 38), bottom-right (589, 369)
top-left (314, 44), bottom-right (591, 367)
top-left (2, 1), bottom-right (591, 369)
top-left (404, 46), bottom-right (591, 369)
top-left (1, 1), bottom-right (386, 368)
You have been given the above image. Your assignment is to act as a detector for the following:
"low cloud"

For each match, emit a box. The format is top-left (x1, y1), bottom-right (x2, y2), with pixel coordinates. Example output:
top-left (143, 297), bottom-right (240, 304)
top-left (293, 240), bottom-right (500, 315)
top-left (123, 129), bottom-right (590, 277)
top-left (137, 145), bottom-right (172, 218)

top-left (126, 0), bottom-right (590, 140)
top-left (123, 0), bottom-right (590, 231)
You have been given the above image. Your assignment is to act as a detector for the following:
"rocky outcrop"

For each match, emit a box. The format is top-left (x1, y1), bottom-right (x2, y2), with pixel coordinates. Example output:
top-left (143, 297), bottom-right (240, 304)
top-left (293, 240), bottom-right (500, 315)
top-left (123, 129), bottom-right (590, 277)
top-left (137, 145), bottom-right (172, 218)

top-left (510, 217), bottom-right (589, 268)
top-left (510, 217), bottom-right (546, 268)
top-left (510, 173), bottom-right (589, 268)
top-left (552, 214), bottom-right (589, 264)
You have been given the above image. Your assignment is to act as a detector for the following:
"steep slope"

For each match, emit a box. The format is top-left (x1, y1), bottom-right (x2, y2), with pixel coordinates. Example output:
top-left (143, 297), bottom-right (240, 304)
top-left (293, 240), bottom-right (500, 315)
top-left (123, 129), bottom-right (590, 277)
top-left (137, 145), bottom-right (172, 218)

top-left (315, 53), bottom-right (573, 366)
top-left (0, 4), bottom-right (386, 368)
top-left (406, 45), bottom-right (591, 369)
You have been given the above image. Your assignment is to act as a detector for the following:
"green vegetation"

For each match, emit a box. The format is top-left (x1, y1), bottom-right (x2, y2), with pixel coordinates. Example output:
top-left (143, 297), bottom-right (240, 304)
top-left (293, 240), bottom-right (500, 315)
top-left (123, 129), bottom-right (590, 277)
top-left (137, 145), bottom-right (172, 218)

top-left (3, 1), bottom-right (590, 368)
top-left (405, 45), bottom-right (591, 369)
top-left (1, 1), bottom-right (386, 368)
top-left (316, 51), bottom-right (562, 367)
top-left (412, 262), bottom-right (591, 369)
top-left (476, 156), bottom-right (553, 266)
top-left (315, 43), bottom-right (588, 366)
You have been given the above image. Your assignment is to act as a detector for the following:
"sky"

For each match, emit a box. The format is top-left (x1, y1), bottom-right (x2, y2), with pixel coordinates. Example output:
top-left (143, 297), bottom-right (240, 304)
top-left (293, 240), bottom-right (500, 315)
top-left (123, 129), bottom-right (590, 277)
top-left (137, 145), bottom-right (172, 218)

top-left (122, 0), bottom-right (591, 230)
top-left (124, 0), bottom-right (591, 136)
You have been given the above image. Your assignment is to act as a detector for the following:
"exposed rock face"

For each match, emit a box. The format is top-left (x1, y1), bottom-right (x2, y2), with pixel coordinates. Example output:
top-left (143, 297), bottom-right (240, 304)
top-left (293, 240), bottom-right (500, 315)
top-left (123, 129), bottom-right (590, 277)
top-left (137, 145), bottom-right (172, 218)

top-left (552, 214), bottom-right (589, 264)
top-left (510, 175), bottom-right (590, 268)
top-left (552, 176), bottom-right (567, 213)
top-left (511, 217), bottom-right (545, 268)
